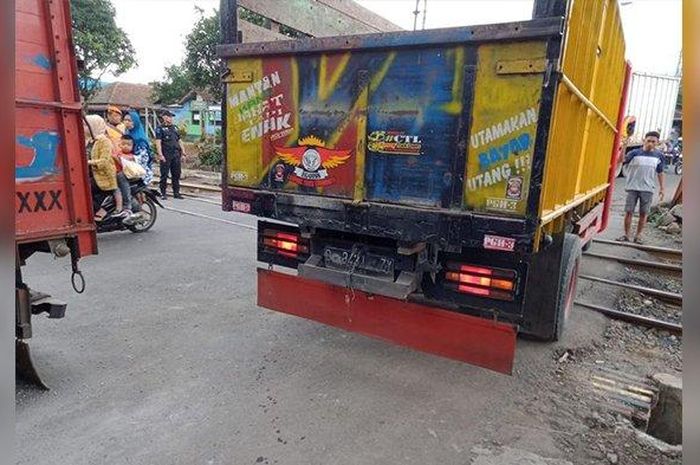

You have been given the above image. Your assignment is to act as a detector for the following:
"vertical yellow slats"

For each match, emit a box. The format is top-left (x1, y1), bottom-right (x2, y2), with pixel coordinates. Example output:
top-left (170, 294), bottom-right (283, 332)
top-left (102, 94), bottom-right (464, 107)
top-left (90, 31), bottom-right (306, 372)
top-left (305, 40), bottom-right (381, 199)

top-left (574, 0), bottom-right (609, 194)
top-left (538, 0), bottom-right (626, 227)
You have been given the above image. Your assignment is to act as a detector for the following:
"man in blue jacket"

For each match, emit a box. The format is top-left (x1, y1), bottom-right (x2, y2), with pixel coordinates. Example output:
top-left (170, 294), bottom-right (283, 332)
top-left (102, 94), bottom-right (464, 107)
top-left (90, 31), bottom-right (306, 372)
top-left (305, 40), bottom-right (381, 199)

top-left (618, 131), bottom-right (665, 244)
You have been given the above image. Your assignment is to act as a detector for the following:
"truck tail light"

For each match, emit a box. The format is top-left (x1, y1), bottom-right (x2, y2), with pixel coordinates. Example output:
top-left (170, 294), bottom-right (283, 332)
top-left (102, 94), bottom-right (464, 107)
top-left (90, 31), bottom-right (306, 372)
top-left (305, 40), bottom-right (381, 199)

top-left (257, 221), bottom-right (310, 268)
top-left (261, 229), bottom-right (309, 259)
top-left (443, 262), bottom-right (518, 301)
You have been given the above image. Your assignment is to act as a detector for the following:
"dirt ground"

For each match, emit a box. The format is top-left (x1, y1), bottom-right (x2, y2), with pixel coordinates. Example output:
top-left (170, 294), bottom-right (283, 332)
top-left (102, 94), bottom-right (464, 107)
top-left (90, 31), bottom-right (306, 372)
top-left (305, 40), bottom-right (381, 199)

top-left (538, 176), bottom-right (683, 464)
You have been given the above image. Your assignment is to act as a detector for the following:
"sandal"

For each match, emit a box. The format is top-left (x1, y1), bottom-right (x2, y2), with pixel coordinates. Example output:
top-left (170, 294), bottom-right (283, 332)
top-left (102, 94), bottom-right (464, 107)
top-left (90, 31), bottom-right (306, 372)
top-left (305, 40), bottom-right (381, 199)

top-left (615, 235), bottom-right (630, 242)
top-left (633, 236), bottom-right (644, 244)
top-left (94, 213), bottom-right (106, 222)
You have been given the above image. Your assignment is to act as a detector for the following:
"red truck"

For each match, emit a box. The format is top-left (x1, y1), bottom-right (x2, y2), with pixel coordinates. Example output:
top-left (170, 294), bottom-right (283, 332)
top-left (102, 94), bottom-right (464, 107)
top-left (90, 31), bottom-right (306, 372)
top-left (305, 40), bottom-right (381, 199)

top-left (15, 0), bottom-right (97, 388)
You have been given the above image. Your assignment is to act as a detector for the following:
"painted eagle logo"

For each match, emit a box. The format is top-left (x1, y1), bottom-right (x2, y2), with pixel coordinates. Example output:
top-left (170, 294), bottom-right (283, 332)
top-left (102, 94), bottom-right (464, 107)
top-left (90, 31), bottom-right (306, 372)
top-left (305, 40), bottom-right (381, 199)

top-left (273, 136), bottom-right (352, 187)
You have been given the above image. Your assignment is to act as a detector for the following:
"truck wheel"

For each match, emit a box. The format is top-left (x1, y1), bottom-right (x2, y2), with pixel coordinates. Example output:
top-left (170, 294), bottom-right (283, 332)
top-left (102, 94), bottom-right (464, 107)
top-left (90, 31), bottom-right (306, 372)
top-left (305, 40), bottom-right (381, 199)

top-left (553, 234), bottom-right (582, 341)
top-left (520, 233), bottom-right (581, 341)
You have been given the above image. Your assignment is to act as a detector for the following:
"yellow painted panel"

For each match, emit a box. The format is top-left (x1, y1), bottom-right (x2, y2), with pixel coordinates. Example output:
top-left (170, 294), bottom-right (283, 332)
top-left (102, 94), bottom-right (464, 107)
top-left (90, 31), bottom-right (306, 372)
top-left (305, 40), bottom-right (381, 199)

top-left (225, 57), bottom-right (264, 187)
top-left (464, 41), bottom-right (547, 216)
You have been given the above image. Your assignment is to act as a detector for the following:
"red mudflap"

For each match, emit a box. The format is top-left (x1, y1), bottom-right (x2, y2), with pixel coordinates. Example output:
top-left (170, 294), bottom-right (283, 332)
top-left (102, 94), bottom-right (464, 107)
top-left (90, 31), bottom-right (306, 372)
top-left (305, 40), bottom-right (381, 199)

top-left (257, 269), bottom-right (517, 374)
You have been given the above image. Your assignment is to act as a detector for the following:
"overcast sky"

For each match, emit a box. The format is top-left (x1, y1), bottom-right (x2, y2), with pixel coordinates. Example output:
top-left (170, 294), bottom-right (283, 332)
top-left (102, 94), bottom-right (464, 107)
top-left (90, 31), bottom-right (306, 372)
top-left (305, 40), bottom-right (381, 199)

top-left (107, 0), bottom-right (682, 84)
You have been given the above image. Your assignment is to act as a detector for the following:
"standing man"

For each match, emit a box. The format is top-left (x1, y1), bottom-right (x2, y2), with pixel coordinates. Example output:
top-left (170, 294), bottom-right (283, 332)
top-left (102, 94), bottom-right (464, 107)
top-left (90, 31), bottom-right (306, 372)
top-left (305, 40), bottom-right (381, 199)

top-left (618, 131), bottom-right (665, 244)
top-left (155, 110), bottom-right (187, 199)
top-left (105, 105), bottom-right (125, 150)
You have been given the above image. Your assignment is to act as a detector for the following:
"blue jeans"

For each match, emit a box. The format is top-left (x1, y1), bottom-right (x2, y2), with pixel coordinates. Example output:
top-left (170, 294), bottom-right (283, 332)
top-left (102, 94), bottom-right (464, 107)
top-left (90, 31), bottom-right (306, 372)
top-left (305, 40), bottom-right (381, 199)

top-left (116, 172), bottom-right (132, 212)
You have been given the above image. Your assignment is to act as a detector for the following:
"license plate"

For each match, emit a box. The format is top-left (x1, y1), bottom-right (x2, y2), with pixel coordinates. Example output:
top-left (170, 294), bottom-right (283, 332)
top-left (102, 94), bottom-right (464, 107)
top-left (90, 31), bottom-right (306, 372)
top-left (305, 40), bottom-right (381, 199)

top-left (323, 246), bottom-right (395, 277)
top-left (483, 234), bottom-right (516, 251)
top-left (232, 200), bottom-right (251, 213)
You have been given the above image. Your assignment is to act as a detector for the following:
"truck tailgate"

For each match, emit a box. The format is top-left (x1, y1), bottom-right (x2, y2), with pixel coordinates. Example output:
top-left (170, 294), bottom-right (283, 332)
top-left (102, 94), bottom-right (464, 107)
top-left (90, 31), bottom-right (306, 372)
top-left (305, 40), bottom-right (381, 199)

top-left (224, 29), bottom-right (551, 216)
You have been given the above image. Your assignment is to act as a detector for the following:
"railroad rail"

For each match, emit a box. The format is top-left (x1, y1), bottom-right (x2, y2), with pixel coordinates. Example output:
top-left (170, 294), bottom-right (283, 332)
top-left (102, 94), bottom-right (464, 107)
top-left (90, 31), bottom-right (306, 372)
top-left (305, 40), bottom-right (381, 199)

top-left (575, 301), bottom-right (682, 335)
top-left (579, 236), bottom-right (682, 334)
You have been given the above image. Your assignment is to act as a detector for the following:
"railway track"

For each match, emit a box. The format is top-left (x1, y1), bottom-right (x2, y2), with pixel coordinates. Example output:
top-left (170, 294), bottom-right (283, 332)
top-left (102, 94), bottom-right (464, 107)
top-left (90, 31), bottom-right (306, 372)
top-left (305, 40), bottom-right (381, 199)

top-left (166, 186), bottom-right (684, 334)
top-left (578, 238), bottom-right (682, 333)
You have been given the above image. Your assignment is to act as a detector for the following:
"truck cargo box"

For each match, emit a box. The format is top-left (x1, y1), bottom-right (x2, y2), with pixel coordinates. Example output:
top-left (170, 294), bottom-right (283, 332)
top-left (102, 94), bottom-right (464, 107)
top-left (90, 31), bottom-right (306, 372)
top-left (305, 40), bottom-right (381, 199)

top-left (218, 0), bottom-right (629, 370)
top-left (220, 0), bottom-right (626, 252)
top-left (15, 0), bottom-right (96, 257)
top-left (15, 0), bottom-right (97, 388)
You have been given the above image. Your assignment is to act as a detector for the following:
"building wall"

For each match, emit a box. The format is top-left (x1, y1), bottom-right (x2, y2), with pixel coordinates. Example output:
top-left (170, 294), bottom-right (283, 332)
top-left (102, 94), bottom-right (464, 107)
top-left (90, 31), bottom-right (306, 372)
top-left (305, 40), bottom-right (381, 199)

top-left (170, 101), bottom-right (222, 140)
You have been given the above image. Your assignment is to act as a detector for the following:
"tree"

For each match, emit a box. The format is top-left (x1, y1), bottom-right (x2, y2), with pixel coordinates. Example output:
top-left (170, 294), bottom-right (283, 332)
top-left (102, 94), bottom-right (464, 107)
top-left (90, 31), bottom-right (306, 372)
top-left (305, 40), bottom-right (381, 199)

top-left (183, 7), bottom-right (222, 101)
top-left (150, 64), bottom-right (192, 104)
top-left (70, 0), bottom-right (137, 101)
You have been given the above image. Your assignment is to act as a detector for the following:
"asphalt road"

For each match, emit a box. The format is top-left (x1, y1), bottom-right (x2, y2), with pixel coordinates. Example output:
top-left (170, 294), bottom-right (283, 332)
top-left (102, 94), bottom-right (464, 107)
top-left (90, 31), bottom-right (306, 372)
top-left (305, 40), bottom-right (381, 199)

top-left (15, 175), bottom-right (679, 465)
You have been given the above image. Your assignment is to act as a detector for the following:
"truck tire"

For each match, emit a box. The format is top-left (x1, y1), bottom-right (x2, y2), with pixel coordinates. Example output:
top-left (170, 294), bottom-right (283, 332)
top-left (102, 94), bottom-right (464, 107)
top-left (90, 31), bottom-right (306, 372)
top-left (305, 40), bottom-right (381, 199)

top-left (520, 233), bottom-right (581, 341)
top-left (552, 234), bottom-right (582, 341)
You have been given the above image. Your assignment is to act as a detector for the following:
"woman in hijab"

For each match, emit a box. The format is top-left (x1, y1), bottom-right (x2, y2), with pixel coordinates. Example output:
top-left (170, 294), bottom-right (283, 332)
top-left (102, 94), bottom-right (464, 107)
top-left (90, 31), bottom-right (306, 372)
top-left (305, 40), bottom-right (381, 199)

top-left (123, 110), bottom-right (154, 185)
top-left (84, 114), bottom-right (126, 221)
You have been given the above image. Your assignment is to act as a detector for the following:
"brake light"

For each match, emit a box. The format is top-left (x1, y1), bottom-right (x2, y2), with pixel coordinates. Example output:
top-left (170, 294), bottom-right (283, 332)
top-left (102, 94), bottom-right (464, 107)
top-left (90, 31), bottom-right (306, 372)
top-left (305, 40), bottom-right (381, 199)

top-left (443, 262), bottom-right (517, 301)
top-left (261, 229), bottom-right (309, 259)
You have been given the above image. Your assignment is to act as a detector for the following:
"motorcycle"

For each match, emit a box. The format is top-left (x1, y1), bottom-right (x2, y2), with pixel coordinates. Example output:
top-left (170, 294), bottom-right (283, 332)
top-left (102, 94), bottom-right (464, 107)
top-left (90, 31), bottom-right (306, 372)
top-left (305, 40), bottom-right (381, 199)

top-left (673, 152), bottom-right (682, 175)
top-left (662, 139), bottom-right (682, 176)
top-left (92, 180), bottom-right (162, 233)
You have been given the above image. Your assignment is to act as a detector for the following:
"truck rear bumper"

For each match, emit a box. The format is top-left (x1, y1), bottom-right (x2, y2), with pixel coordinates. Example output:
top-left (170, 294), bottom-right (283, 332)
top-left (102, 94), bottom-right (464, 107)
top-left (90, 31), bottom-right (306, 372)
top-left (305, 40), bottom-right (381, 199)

top-left (258, 268), bottom-right (517, 374)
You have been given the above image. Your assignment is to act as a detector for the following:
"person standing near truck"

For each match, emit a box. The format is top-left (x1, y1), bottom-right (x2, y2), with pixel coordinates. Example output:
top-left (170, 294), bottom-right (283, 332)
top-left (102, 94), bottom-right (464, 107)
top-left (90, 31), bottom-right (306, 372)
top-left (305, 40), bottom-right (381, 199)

top-left (155, 110), bottom-right (187, 199)
top-left (618, 131), bottom-right (665, 244)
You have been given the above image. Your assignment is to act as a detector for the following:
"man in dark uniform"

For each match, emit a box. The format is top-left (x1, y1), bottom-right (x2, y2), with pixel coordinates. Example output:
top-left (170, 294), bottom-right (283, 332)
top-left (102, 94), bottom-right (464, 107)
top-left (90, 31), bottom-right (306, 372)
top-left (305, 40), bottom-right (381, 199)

top-left (155, 110), bottom-right (187, 199)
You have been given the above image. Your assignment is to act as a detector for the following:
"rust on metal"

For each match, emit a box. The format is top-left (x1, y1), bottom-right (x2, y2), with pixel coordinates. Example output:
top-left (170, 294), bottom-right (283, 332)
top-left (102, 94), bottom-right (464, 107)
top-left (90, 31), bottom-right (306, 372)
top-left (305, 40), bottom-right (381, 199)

top-left (495, 58), bottom-right (548, 74)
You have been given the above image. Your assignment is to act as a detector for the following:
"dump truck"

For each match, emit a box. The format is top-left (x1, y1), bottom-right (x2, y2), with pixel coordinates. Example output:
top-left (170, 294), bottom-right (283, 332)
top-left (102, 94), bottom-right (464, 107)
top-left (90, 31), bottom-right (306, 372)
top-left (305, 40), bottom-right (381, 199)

top-left (15, 0), bottom-right (97, 388)
top-left (217, 0), bottom-right (629, 374)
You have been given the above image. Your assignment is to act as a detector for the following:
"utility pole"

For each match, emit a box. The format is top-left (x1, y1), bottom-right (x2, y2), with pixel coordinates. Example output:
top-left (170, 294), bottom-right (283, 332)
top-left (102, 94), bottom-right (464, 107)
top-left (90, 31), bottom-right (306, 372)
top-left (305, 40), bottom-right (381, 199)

top-left (421, 0), bottom-right (427, 30)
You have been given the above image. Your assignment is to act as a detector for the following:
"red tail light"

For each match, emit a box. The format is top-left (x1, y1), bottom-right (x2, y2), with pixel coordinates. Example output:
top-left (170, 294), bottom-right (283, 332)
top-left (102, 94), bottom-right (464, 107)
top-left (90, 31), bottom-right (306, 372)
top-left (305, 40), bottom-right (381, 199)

top-left (443, 262), bottom-right (517, 301)
top-left (262, 229), bottom-right (309, 259)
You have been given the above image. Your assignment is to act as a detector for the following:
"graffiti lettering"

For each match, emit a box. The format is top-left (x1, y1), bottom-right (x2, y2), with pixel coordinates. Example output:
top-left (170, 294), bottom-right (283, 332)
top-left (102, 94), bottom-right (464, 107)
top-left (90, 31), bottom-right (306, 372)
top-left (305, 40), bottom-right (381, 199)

top-left (477, 132), bottom-right (531, 171)
top-left (467, 163), bottom-right (512, 191)
top-left (17, 192), bottom-right (31, 213)
top-left (470, 107), bottom-right (538, 150)
top-left (237, 93), bottom-right (285, 124)
top-left (16, 189), bottom-right (63, 213)
top-left (229, 71), bottom-right (282, 108)
top-left (241, 114), bottom-right (292, 143)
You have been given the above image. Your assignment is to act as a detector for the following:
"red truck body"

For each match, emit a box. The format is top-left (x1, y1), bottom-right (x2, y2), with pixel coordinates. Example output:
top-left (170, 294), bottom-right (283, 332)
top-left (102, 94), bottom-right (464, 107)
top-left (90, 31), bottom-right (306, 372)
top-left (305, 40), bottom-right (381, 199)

top-left (15, 0), bottom-right (96, 388)
top-left (15, 0), bottom-right (96, 257)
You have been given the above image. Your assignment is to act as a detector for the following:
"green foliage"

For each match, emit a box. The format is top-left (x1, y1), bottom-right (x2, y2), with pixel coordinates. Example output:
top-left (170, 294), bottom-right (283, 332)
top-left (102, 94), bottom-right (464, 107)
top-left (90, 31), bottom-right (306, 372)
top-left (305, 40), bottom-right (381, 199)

top-left (70, 0), bottom-right (137, 100)
top-left (197, 137), bottom-right (223, 170)
top-left (239, 6), bottom-right (268, 28)
top-left (177, 122), bottom-right (189, 139)
top-left (150, 64), bottom-right (192, 104)
top-left (184, 8), bottom-right (222, 101)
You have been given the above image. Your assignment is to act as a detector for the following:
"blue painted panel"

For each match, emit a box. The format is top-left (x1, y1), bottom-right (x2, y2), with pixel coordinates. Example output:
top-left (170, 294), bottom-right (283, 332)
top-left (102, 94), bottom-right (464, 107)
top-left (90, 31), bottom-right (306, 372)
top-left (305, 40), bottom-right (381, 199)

top-left (365, 47), bottom-right (463, 206)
